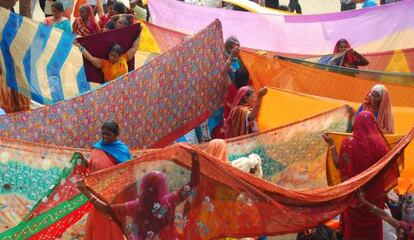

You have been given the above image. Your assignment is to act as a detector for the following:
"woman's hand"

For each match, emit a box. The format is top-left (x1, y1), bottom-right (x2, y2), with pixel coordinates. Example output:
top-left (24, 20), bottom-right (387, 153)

top-left (76, 180), bottom-right (90, 196)
top-left (258, 87), bottom-right (268, 98)
top-left (229, 46), bottom-right (240, 59)
top-left (322, 133), bottom-right (334, 146)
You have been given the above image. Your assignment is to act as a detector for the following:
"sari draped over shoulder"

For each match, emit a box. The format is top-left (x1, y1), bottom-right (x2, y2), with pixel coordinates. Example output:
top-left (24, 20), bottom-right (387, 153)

top-left (338, 111), bottom-right (394, 240)
top-left (72, 5), bottom-right (101, 36)
top-left (225, 86), bottom-right (256, 139)
top-left (84, 140), bottom-right (132, 240)
top-left (359, 84), bottom-right (394, 134)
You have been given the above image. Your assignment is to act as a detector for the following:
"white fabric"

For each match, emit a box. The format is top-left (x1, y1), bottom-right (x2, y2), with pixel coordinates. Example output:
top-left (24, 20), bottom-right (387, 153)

top-left (87, 0), bottom-right (108, 5)
top-left (383, 206), bottom-right (397, 240)
top-left (231, 154), bottom-right (263, 178)
top-left (371, 84), bottom-right (384, 97)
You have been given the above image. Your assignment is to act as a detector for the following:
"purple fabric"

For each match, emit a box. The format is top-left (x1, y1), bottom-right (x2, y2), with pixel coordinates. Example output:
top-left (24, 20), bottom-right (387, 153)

top-left (149, 0), bottom-right (414, 55)
top-left (77, 24), bottom-right (141, 83)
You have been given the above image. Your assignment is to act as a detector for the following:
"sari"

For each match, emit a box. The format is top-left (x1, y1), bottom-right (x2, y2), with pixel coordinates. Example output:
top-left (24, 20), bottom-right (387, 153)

top-left (204, 139), bottom-right (228, 162)
top-left (358, 84), bottom-right (394, 134)
top-left (225, 86), bottom-right (257, 139)
top-left (111, 157), bottom-right (200, 240)
top-left (84, 140), bottom-right (132, 240)
top-left (338, 111), bottom-right (390, 240)
top-left (100, 53), bottom-right (129, 82)
top-left (44, 17), bottom-right (72, 33)
top-left (333, 39), bottom-right (360, 69)
top-left (72, 5), bottom-right (101, 36)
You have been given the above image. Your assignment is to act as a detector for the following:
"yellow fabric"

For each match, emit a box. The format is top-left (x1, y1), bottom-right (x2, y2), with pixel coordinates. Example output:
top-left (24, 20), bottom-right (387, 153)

top-left (385, 49), bottom-right (411, 73)
top-left (240, 50), bottom-right (414, 108)
top-left (138, 22), bottom-right (161, 54)
top-left (257, 88), bottom-right (414, 191)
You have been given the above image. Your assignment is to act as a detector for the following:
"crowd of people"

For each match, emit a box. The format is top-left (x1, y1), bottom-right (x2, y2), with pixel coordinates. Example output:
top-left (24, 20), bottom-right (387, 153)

top-left (0, 0), bottom-right (413, 239)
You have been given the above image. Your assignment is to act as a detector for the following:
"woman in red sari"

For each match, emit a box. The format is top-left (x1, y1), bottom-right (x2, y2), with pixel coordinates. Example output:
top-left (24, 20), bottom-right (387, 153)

top-left (72, 4), bottom-right (101, 36)
top-left (78, 152), bottom-right (200, 240)
top-left (225, 86), bottom-right (267, 139)
top-left (334, 39), bottom-right (369, 69)
top-left (323, 111), bottom-right (390, 240)
top-left (83, 120), bottom-right (132, 240)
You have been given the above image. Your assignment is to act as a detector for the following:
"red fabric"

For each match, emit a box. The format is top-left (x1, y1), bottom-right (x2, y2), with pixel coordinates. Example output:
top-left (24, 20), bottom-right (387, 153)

top-left (339, 111), bottom-right (389, 240)
top-left (333, 39), bottom-right (359, 68)
top-left (225, 86), bottom-right (251, 139)
top-left (99, 15), bottom-right (111, 29)
top-left (77, 24), bottom-right (141, 83)
top-left (223, 84), bottom-right (238, 120)
top-left (111, 157), bottom-right (200, 239)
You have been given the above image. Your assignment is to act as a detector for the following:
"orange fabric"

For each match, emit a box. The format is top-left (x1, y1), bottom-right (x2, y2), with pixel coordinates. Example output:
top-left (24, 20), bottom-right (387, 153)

top-left (101, 53), bottom-right (129, 82)
top-left (204, 139), bottom-right (228, 162)
top-left (239, 50), bottom-right (414, 108)
top-left (84, 134), bottom-right (414, 238)
top-left (0, 73), bottom-right (30, 113)
top-left (84, 149), bottom-right (125, 240)
top-left (226, 106), bottom-right (250, 139)
top-left (73, 0), bottom-right (87, 18)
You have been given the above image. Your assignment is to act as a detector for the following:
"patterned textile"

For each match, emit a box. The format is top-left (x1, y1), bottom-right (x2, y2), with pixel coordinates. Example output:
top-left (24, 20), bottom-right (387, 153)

top-left (0, 9), bottom-right (100, 105)
top-left (0, 20), bottom-right (226, 149)
top-left (278, 55), bottom-right (414, 87)
top-left (239, 50), bottom-right (414, 108)
top-left (227, 106), bottom-right (353, 189)
top-left (79, 136), bottom-right (412, 238)
top-left (77, 24), bottom-right (141, 84)
top-left (149, 0), bottom-right (414, 54)
top-left (257, 88), bottom-right (414, 195)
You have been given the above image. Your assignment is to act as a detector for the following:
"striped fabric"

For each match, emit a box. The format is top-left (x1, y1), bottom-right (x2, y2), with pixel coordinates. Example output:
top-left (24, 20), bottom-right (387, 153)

top-left (0, 9), bottom-right (99, 105)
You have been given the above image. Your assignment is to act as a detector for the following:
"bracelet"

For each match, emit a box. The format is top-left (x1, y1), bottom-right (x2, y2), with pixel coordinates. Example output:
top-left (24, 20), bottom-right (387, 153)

top-left (329, 145), bottom-right (335, 150)
top-left (79, 46), bottom-right (85, 52)
top-left (370, 205), bottom-right (377, 212)
top-left (225, 59), bottom-right (231, 65)
top-left (89, 196), bottom-right (97, 204)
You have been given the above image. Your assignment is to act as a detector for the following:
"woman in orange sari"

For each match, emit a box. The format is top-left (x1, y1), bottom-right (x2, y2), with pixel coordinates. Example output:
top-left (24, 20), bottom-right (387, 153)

top-left (225, 86), bottom-right (267, 139)
top-left (72, 4), bottom-right (101, 36)
top-left (323, 111), bottom-right (391, 240)
top-left (84, 120), bottom-right (132, 240)
top-left (76, 34), bottom-right (140, 82)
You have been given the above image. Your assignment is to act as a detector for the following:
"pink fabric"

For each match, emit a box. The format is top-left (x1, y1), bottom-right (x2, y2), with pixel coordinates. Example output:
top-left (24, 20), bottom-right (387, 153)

top-left (400, 221), bottom-right (414, 240)
top-left (376, 87), bottom-right (394, 134)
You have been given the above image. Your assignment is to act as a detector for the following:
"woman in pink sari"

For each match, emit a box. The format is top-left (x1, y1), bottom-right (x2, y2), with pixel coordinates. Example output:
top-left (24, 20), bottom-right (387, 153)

top-left (83, 120), bottom-right (132, 240)
top-left (78, 152), bottom-right (200, 240)
top-left (323, 111), bottom-right (392, 240)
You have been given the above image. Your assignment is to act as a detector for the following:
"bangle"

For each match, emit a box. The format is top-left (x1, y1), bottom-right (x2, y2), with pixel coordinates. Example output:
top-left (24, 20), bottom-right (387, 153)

top-left (370, 205), bottom-right (377, 212)
top-left (329, 145), bottom-right (335, 150)
top-left (89, 196), bottom-right (97, 204)
top-left (225, 59), bottom-right (231, 65)
top-left (79, 46), bottom-right (85, 52)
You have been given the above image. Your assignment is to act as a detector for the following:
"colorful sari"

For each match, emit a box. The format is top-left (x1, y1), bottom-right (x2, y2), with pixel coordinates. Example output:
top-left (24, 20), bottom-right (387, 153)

top-left (358, 84), bottom-right (394, 134)
top-left (84, 140), bottom-right (132, 240)
top-left (44, 17), bottom-right (72, 33)
top-left (338, 111), bottom-right (391, 240)
top-left (72, 5), bottom-right (101, 36)
top-left (225, 86), bottom-right (256, 139)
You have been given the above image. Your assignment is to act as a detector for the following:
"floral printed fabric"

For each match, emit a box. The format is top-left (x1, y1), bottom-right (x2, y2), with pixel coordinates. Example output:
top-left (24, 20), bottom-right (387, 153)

top-left (0, 20), bottom-right (226, 150)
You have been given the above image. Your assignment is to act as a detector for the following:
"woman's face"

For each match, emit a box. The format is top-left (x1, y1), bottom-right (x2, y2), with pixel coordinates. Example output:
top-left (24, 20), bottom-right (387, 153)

top-left (80, 7), bottom-right (89, 19)
top-left (369, 90), bottom-right (382, 108)
top-left (338, 42), bottom-right (348, 53)
top-left (115, 18), bottom-right (127, 29)
top-left (244, 91), bottom-right (256, 106)
top-left (101, 128), bottom-right (117, 144)
top-left (109, 51), bottom-right (120, 64)
top-left (52, 6), bottom-right (62, 19)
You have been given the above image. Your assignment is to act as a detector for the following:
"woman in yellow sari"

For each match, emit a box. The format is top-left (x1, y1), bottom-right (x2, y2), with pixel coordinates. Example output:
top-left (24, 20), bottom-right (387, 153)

top-left (76, 34), bottom-right (140, 82)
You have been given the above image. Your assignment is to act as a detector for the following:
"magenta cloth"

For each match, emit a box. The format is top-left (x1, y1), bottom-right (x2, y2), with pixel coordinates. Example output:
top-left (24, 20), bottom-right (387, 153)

top-left (149, 0), bottom-right (414, 55)
top-left (77, 24), bottom-right (141, 83)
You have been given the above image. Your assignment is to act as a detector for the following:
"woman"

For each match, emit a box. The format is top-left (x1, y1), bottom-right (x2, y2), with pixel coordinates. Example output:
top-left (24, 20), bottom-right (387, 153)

top-left (78, 152), bottom-right (200, 240)
top-left (334, 39), bottom-right (369, 69)
top-left (43, 1), bottom-right (72, 33)
top-left (77, 34), bottom-right (140, 82)
top-left (83, 120), bottom-right (131, 240)
top-left (204, 139), bottom-right (229, 162)
top-left (225, 86), bottom-right (267, 139)
top-left (72, 4), bottom-right (101, 36)
top-left (224, 37), bottom-right (245, 82)
top-left (323, 111), bottom-right (390, 240)
top-left (103, 1), bottom-right (128, 30)
top-left (357, 84), bottom-right (394, 134)
top-left (358, 191), bottom-right (414, 240)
